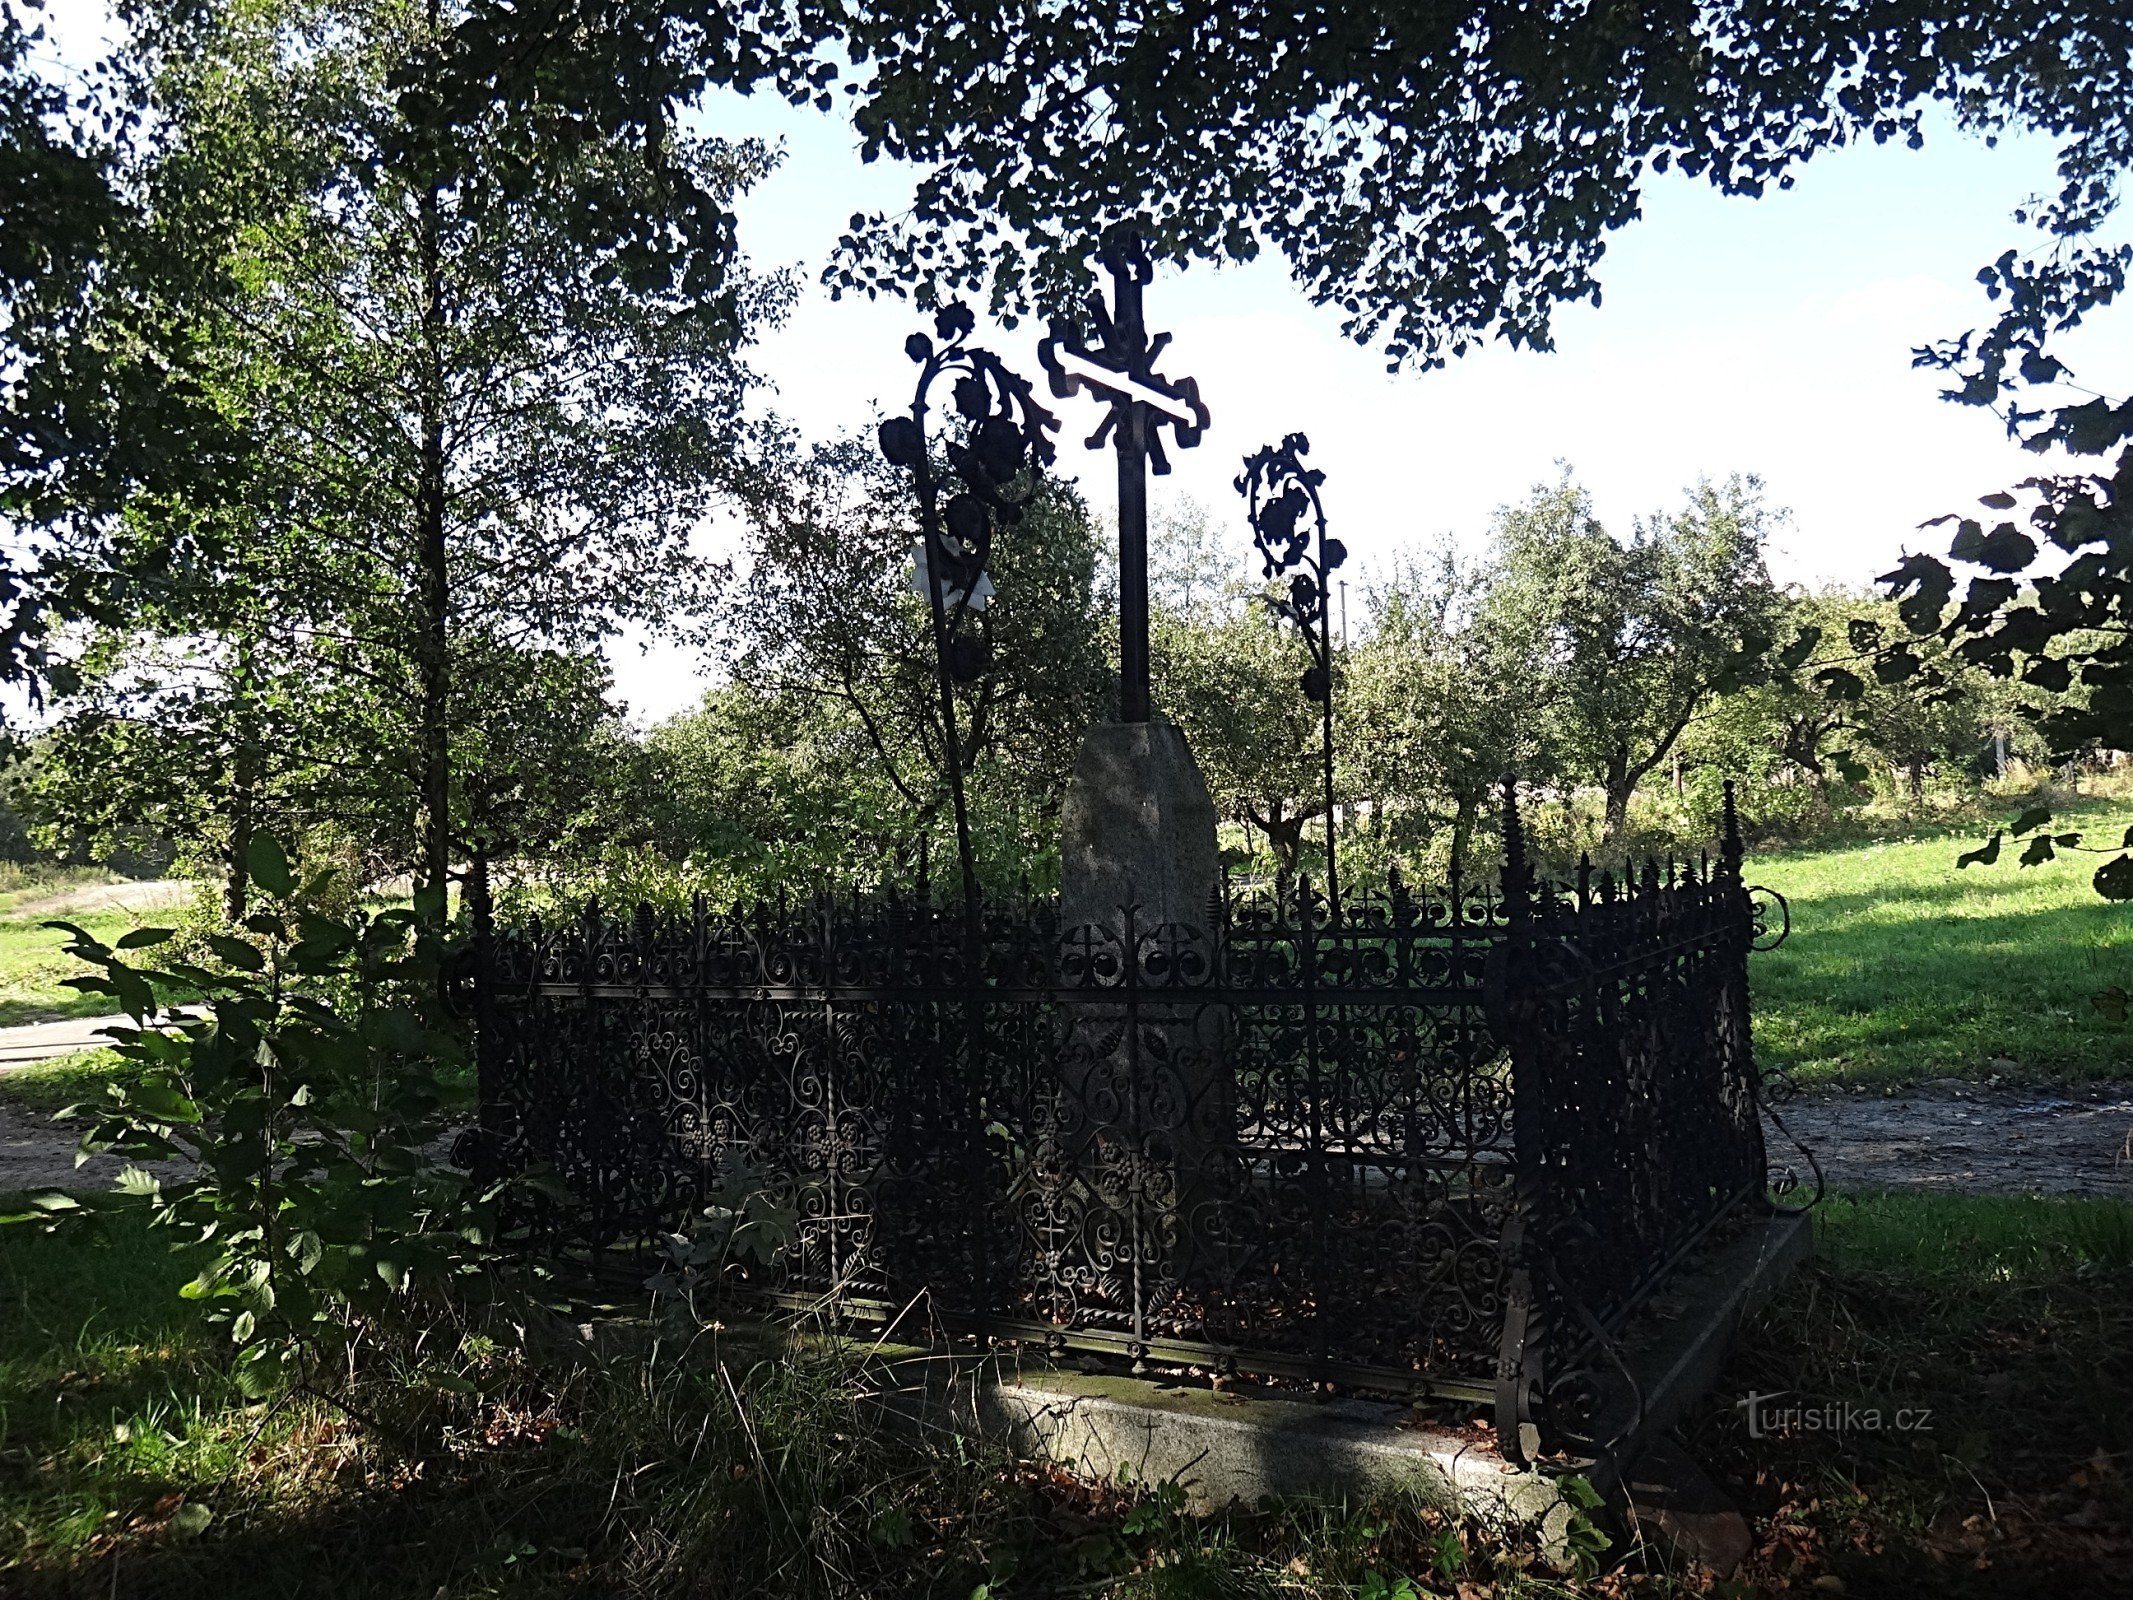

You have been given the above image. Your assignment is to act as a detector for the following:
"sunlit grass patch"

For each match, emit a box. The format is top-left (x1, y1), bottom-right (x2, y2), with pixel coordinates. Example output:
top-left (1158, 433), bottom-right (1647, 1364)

top-left (1747, 801), bottom-right (2133, 1083)
top-left (0, 910), bottom-right (139, 1028)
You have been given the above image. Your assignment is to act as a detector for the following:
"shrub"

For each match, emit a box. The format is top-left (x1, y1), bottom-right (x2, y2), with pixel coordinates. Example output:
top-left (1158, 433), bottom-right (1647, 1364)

top-left (3, 835), bottom-right (498, 1401)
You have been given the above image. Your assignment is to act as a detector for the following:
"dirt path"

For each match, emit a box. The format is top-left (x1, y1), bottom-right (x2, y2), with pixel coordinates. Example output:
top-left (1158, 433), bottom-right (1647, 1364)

top-left (0, 1013), bottom-right (128, 1068)
top-left (0, 1100), bottom-right (133, 1193)
top-left (1772, 1080), bottom-right (2133, 1197)
top-left (5, 879), bottom-right (194, 918)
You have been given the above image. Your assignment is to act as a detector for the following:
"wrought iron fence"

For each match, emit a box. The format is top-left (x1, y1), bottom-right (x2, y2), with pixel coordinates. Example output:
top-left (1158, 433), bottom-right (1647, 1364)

top-left (470, 785), bottom-right (1800, 1461)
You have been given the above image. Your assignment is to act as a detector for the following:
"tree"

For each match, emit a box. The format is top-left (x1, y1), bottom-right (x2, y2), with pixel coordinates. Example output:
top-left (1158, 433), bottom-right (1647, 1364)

top-left (1486, 473), bottom-right (1784, 842)
top-left (1869, 11), bottom-right (2133, 896)
top-left (52, 0), bottom-right (784, 917)
top-left (1344, 552), bottom-right (1552, 876)
top-left (1, 0), bottom-right (235, 724)
top-left (723, 434), bottom-right (1111, 889)
top-left (736, 3), bottom-right (2123, 370)
top-left (1154, 588), bottom-right (1326, 881)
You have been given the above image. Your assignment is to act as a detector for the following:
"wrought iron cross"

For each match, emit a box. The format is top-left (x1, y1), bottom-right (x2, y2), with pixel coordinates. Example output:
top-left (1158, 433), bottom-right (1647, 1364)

top-left (1038, 232), bottom-right (1210, 723)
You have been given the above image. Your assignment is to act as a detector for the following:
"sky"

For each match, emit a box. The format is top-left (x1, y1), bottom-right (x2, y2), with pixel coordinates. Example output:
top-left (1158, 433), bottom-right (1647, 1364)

top-left (34, 2), bottom-right (2133, 724)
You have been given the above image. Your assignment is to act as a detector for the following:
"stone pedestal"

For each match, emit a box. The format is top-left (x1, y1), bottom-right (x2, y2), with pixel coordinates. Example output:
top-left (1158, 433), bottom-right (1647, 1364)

top-left (1056, 722), bottom-right (1232, 1327)
top-left (1060, 721), bottom-right (1221, 937)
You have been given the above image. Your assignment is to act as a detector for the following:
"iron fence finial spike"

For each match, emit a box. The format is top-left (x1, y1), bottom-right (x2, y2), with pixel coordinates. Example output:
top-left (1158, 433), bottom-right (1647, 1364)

top-left (1500, 776), bottom-right (1530, 921)
top-left (1720, 778), bottom-right (1745, 881)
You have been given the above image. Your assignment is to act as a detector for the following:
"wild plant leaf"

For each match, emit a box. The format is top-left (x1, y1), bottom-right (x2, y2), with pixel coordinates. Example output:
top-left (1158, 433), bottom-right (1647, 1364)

top-left (248, 833), bottom-right (295, 897)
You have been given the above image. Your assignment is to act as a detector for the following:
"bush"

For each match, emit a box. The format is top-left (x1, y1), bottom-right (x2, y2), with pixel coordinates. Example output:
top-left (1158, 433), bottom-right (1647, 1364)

top-left (3, 835), bottom-right (499, 1400)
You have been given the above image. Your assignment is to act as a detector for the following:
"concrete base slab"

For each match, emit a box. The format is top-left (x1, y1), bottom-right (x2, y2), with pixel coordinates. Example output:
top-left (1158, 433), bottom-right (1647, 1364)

top-left (1594, 1208), bottom-right (1815, 1462)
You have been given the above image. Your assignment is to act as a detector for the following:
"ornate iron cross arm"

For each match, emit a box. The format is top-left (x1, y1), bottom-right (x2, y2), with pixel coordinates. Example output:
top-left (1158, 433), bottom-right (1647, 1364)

top-left (1037, 235), bottom-right (1210, 476)
top-left (1036, 231), bottom-right (1210, 723)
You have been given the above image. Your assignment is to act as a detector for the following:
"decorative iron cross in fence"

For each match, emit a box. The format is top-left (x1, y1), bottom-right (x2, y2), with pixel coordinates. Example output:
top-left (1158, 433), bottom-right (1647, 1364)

top-left (1038, 231), bottom-right (1210, 723)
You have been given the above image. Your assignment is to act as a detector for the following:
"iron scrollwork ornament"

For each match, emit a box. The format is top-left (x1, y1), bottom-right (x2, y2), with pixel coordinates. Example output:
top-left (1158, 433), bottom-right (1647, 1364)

top-left (1237, 432), bottom-right (1348, 911)
top-left (1746, 884), bottom-right (1791, 951)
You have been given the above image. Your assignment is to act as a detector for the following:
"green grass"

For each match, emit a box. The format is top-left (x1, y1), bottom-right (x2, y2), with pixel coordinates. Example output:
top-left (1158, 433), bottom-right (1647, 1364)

top-left (0, 909), bottom-right (138, 1028)
top-left (0, 1048), bottom-right (129, 1115)
top-left (1684, 1191), bottom-right (2133, 1599)
top-left (4, 1191), bottom-right (2126, 1597)
top-left (1747, 800), bottom-right (2133, 1084)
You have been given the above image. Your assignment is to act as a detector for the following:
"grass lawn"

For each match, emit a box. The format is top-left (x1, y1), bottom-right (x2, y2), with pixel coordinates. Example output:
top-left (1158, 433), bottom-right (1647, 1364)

top-left (0, 1048), bottom-right (129, 1114)
top-left (1747, 800), bottom-right (2133, 1084)
top-left (0, 910), bottom-right (141, 1029)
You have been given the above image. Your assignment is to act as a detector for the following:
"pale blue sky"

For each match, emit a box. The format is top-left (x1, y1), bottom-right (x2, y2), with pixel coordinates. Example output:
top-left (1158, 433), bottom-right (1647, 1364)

top-left (36, 2), bottom-right (2132, 721)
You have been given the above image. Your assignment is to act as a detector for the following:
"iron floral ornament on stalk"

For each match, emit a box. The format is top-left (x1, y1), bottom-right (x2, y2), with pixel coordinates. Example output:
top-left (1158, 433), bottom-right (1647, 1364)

top-left (879, 303), bottom-right (1058, 921)
top-left (1237, 431), bottom-right (1347, 914)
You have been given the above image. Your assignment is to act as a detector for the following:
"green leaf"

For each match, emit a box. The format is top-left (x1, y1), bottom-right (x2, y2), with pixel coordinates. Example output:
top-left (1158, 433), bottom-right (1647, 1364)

top-left (1773, 625), bottom-right (1820, 672)
top-left (1957, 832), bottom-right (2003, 869)
top-left (248, 834), bottom-right (295, 897)
top-left (116, 927), bottom-right (176, 949)
top-left (1813, 667), bottom-right (1865, 702)
top-left (115, 1164), bottom-right (162, 1198)
top-left (2011, 807), bottom-right (2054, 837)
top-left (231, 1309), bottom-right (256, 1343)
top-left (1950, 519), bottom-right (2038, 573)
top-left (2018, 834), bottom-right (2057, 867)
top-left (206, 936), bottom-right (265, 973)
top-left (288, 1230), bottom-right (324, 1274)
top-left (1828, 749), bottom-right (1870, 785)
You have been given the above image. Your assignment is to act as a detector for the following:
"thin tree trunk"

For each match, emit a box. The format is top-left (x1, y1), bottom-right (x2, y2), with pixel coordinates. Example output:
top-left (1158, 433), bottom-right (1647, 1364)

top-left (413, 118), bottom-right (450, 923)
top-left (1603, 747), bottom-right (1633, 843)
top-left (1449, 794), bottom-right (1477, 882)
top-left (225, 633), bottom-right (259, 922)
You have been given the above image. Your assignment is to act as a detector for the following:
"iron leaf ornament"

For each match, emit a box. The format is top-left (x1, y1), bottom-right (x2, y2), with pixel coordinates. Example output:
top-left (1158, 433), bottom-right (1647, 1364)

top-left (1237, 431), bottom-right (1347, 914)
top-left (879, 302), bottom-right (1056, 928)
top-left (1237, 432), bottom-right (1345, 704)
top-left (879, 302), bottom-right (1058, 684)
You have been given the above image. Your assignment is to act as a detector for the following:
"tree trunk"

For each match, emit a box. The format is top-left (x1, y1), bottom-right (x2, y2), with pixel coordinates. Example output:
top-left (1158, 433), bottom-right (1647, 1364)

top-left (1252, 799), bottom-right (1308, 885)
top-left (1907, 755), bottom-right (1925, 804)
top-left (224, 633), bottom-right (258, 923)
top-left (1602, 746), bottom-right (1633, 844)
top-left (413, 160), bottom-right (451, 923)
top-left (1449, 794), bottom-right (1478, 881)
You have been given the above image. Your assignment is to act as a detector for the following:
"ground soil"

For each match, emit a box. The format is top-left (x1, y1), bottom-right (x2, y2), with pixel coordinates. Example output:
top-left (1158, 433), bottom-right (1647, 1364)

top-left (1775, 1078), bottom-right (2133, 1197)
